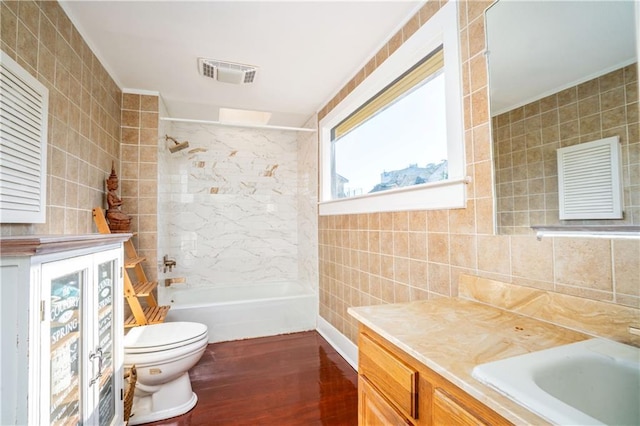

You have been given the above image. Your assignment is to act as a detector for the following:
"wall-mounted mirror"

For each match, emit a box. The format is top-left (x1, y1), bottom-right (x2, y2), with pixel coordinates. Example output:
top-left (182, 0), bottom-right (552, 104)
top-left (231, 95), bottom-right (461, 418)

top-left (486, 1), bottom-right (638, 235)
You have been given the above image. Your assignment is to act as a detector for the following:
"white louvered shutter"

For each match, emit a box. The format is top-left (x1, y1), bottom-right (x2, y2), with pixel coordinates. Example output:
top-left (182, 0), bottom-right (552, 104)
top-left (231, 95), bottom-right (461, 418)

top-left (557, 136), bottom-right (623, 220)
top-left (0, 51), bottom-right (48, 223)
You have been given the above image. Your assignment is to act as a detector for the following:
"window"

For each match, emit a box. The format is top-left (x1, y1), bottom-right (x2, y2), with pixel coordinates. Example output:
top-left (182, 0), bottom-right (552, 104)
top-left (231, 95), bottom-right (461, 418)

top-left (332, 48), bottom-right (446, 199)
top-left (319, 2), bottom-right (465, 215)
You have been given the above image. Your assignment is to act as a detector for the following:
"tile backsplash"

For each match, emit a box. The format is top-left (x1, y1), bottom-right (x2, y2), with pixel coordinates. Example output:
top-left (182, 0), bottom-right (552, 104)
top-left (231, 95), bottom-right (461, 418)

top-left (460, 274), bottom-right (640, 347)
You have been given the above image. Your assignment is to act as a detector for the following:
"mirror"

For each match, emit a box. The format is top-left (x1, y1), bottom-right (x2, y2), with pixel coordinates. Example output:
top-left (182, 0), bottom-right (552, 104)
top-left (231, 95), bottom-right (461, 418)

top-left (486, 1), bottom-right (638, 235)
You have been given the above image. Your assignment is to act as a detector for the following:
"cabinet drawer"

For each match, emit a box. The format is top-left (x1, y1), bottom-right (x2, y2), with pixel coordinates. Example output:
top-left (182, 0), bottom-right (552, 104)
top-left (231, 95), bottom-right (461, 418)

top-left (359, 333), bottom-right (418, 420)
top-left (433, 388), bottom-right (487, 426)
top-left (359, 376), bottom-right (412, 426)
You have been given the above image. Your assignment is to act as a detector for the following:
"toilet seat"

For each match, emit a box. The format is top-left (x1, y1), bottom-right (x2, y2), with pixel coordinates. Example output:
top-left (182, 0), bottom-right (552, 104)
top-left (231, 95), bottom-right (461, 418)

top-left (124, 322), bottom-right (208, 354)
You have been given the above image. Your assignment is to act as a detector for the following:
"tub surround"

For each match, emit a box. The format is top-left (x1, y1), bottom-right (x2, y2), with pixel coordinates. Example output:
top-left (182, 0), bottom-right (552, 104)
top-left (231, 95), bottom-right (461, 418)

top-left (296, 115), bottom-right (319, 292)
top-left (349, 274), bottom-right (640, 424)
top-left (158, 122), bottom-right (309, 288)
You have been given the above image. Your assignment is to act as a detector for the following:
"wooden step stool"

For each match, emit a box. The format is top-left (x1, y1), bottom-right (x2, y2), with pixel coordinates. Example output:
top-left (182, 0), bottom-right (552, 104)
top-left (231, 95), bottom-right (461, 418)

top-left (93, 207), bottom-right (170, 328)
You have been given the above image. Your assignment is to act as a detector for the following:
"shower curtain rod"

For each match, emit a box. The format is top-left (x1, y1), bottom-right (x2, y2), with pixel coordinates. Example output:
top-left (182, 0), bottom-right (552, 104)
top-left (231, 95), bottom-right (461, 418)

top-left (160, 117), bottom-right (317, 133)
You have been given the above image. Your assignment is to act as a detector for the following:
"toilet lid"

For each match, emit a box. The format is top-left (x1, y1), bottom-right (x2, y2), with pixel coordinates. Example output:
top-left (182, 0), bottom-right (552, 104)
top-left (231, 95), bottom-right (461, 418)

top-left (124, 322), bottom-right (208, 353)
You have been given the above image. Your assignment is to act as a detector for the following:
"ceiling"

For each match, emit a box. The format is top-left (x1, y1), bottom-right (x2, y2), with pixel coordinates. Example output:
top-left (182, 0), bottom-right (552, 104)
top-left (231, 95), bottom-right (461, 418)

top-left (60, 1), bottom-right (423, 128)
top-left (486, 1), bottom-right (637, 116)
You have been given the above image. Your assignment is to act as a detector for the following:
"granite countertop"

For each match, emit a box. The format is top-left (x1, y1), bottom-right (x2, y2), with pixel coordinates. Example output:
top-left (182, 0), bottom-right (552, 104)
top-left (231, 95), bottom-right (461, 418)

top-left (348, 297), bottom-right (590, 425)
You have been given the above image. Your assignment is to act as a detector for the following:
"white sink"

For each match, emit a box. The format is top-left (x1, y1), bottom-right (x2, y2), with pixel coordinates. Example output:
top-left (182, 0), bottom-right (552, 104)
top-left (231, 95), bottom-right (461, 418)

top-left (472, 338), bottom-right (640, 425)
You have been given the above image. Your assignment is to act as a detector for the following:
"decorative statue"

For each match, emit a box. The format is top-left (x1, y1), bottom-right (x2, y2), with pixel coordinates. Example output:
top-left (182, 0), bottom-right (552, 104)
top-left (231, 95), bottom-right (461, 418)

top-left (105, 162), bottom-right (131, 233)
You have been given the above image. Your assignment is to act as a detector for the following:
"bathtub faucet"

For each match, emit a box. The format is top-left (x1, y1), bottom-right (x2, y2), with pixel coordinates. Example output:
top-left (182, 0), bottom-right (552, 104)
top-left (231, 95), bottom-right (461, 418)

top-left (165, 277), bottom-right (186, 287)
top-left (163, 255), bottom-right (177, 273)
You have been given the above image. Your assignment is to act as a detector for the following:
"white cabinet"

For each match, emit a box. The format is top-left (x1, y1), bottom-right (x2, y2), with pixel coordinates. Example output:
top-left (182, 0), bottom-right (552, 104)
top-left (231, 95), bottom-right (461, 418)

top-left (0, 234), bottom-right (130, 426)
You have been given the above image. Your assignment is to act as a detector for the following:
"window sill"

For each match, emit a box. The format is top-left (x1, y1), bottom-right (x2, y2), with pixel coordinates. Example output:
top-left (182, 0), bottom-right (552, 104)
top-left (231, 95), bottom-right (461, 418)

top-left (318, 177), bottom-right (469, 216)
top-left (531, 225), bottom-right (640, 240)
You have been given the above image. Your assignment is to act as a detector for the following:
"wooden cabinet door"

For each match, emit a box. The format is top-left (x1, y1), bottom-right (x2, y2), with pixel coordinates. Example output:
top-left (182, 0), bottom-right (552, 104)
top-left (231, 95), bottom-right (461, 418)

top-left (359, 376), bottom-right (412, 426)
top-left (359, 333), bottom-right (419, 420)
top-left (432, 388), bottom-right (486, 426)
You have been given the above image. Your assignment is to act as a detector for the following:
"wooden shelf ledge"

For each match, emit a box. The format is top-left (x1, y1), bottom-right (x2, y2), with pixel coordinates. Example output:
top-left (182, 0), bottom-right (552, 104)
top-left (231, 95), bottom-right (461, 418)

top-left (124, 305), bottom-right (170, 329)
top-left (124, 256), bottom-right (146, 268)
top-left (131, 281), bottom-right (158, 297)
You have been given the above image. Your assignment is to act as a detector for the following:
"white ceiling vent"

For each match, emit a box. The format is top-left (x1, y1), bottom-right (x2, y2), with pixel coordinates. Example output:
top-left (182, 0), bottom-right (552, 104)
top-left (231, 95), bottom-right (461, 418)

top-left (557, 136), bottom-right (623, 220)
top-left (198, 58), bottom-right (257, 84)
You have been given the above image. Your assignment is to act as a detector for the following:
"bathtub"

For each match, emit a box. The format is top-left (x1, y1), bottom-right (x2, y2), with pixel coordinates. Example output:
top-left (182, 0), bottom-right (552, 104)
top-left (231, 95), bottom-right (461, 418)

top-left (160, 282), bottom-right (317, 343)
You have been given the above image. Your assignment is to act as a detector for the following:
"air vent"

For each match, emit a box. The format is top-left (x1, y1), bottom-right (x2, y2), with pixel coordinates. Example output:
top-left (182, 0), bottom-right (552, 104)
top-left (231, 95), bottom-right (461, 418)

top-left (557, 136), bottom-right (623, 220)
top-left (0, 51), bottom-right (48, 224)
top-left (198, 58), bottom-right (258, 84)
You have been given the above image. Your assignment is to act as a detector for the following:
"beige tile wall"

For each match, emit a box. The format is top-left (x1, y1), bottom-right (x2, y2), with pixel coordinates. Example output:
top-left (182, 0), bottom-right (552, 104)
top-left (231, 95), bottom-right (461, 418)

top-left (318, 0), bottom-right (640, 344)
top-left (493, 64), bottom-right (639, 234)
top-left (120, 92), bottom-right (158, 282)
top-left (1, 0), bottom-right (122, 236)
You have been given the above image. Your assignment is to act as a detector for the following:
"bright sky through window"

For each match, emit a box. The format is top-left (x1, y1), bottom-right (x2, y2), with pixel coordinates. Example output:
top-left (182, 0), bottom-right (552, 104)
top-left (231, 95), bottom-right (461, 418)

top-left (333, 71), bottom-right (447, 198)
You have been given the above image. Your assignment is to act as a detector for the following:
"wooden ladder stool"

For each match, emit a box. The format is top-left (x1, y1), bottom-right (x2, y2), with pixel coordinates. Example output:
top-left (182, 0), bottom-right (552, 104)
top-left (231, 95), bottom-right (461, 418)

top-left (93, 207), bottom-right (170, 328)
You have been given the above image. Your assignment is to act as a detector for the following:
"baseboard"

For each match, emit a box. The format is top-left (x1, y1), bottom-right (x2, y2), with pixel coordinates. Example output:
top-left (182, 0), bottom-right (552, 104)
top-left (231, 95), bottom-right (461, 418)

top-left (316, 316), bottom-right (358, 370)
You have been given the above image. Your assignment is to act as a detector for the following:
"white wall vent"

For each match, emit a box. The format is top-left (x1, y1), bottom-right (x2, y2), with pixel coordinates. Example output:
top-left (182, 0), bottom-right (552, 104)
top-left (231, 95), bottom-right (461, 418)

top-left (557, 136), bottom-right (623, 220)
top-left (0, 51), bottom-right (49, 224)
top-left (198, 58), bottom-right (257, 84)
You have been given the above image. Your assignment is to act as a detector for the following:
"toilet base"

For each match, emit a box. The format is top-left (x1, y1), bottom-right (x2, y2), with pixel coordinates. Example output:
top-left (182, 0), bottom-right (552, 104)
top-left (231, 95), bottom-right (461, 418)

top-left (127, 372), bottom-right (198, 425)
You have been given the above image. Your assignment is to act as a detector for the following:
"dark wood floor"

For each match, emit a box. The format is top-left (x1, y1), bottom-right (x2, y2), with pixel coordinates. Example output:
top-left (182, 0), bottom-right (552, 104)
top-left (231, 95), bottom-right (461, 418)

top-left (142, 331), bottom-right (358, 426)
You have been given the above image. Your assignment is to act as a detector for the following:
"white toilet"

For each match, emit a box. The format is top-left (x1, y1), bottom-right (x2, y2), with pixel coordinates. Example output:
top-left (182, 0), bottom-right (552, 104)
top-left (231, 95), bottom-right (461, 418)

top-left (123, 321), bottom-right (208, 425)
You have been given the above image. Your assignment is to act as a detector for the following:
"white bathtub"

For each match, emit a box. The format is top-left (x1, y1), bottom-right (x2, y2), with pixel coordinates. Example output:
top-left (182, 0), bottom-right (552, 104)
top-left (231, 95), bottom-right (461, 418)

top-left (160, 282), bottom-right (317, 343)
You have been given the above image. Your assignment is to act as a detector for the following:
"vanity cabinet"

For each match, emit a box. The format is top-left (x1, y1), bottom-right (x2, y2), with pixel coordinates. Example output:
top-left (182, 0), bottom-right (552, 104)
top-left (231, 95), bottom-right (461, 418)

top-left (359, 375), bottom-right (411, 425)
top-left (0, 234), bottom-right (129, 426)
top-left (357, 326), bottom-right (511, 426)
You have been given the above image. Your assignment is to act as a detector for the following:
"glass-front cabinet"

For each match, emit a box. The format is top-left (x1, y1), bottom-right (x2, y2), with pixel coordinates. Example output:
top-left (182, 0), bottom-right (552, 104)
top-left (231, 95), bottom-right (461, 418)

top-left (95, 256), bottom-right (117, 426)
top-left (45, 266), bottom-right (84, 425)
top-left (0, 234), bottom-right (128, 426)
top-left (41, 250), bottom-right (120, 426)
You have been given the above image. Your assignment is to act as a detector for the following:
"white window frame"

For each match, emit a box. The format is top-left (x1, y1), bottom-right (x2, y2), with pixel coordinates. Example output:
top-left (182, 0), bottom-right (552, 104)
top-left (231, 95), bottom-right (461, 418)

top-left (318, 2), bottom-right (465, 215)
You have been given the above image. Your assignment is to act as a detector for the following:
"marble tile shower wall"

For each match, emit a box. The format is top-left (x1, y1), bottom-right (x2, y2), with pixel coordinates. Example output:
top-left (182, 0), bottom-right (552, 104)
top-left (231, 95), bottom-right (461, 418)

top-left (157, 103), bottom-right (171, 281)
top-left (158, 122), bottom-right (301, 287)
top-left (296, 116), bottom-right (319, 289)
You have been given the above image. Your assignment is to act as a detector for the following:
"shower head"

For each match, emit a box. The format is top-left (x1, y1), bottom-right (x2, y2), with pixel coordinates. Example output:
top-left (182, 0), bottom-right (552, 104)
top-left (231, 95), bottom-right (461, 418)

top-left (169, 142), bottom-right (189, 153)
top-left (165, 135), bottom-right (190, 153)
